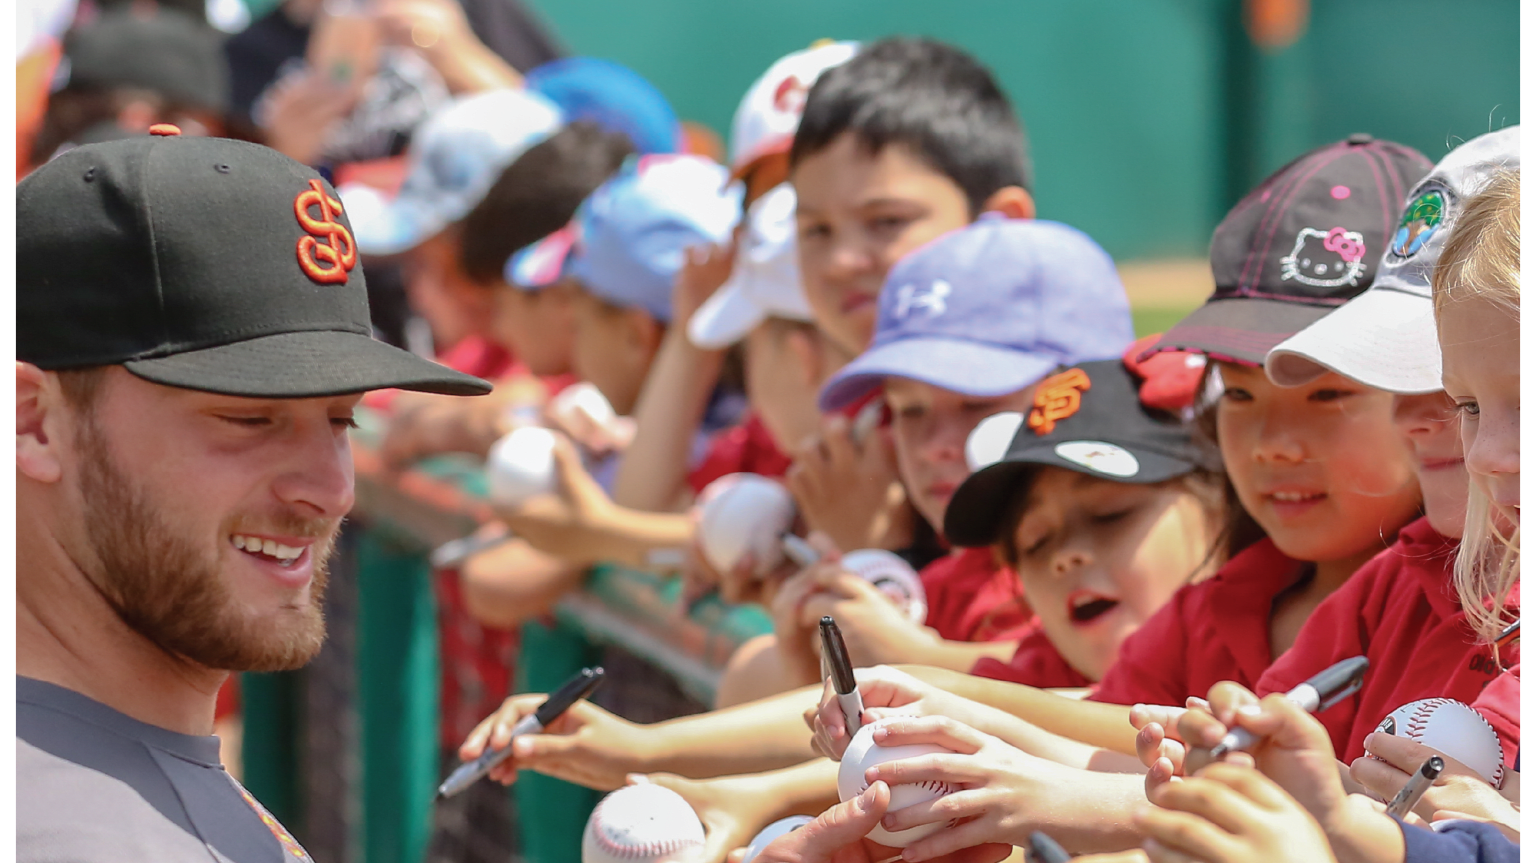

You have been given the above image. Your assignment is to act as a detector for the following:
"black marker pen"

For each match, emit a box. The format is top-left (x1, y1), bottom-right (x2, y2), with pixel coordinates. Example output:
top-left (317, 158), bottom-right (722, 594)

top-left (1209, 656), bottom-right (1368, 759)
top-left (436, 667), bottom-right (605, 799)
top-left (820, 617), bottom-right (863, 734)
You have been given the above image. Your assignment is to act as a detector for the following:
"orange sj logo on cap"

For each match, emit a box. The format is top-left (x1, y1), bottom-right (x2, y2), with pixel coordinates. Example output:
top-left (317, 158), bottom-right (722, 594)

top-left (294, 179), bottom-right (357, 284)
top-left (1028, 368), bottom-right (1091, 435)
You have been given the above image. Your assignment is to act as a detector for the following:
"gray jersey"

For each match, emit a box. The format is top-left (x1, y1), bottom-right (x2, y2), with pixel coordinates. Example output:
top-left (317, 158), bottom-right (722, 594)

top-left (17, 676), bottom-right (313, 862)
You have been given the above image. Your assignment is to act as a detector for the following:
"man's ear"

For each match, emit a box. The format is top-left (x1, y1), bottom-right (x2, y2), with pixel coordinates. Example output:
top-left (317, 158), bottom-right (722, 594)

top-left (981, 186), bottom-right (1036, 220)
top-left (18, 363), bottom-right (64, 484)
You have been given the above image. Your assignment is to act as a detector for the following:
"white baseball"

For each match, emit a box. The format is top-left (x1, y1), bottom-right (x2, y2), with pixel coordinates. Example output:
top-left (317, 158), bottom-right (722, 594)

top-left (836, 720), bottom-right (955, 847)
top-left (839, 549), bottom-right (928, 625)
top-left (741, 815), bottom-right (814, 863)
top-left (1372, 698), bottom-right (1506, 787)
top-left (551, 382), bottom-right (620, 432)
top-left (486, 426), bottom-right (559, 506)
top-left (696, 473), bottom-right (797, 576)
top-left (582, 784), bottom-right (707, 863)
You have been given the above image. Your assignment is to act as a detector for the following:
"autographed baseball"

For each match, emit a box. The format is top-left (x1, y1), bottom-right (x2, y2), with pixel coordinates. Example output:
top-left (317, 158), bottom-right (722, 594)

top-left (582, 784), bottom-right (707, 863)
top-left (696, 473), bottom-right (797, 576)
top-left (741, 815), bottom-right (814, 863)
top-left (486, 426), bottom-right (559, 506)
top-left (836, 720), bottom-right (956, 847)
top-left (1372, 698), bottom-right (1506, 787)
top-left (839, 549), bottom-right (928, 625)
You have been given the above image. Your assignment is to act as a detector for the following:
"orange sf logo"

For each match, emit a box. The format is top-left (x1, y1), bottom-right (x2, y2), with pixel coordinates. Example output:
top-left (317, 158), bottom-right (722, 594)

top-left (1027, 369), bottom-right (1092, 435)
top-left (294, 179), bottom-right (357, 284)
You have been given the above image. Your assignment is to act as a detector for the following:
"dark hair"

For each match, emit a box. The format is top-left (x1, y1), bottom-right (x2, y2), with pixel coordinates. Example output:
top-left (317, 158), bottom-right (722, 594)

top-left (788, 37), bottom-right (1032, 213)
top-left (1189, 364), bottom-right (1268, 564)
top-left (459, 121), bottom-right (635, 284)
top-left (55, 366), bottom-right (109, 412)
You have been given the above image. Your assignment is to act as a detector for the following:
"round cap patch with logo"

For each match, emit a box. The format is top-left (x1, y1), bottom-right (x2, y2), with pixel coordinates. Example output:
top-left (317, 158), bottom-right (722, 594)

top-left (1054, 441), bottom-right (1141, 478)
top-left (1390, 188), bottom-right (1446, 259)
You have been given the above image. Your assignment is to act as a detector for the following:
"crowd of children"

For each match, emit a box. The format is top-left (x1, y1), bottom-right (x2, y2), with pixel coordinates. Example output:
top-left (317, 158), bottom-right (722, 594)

top-left (96, 19), bottom-right (1510, 863)
top-left (376, 34), bottom-right (1526, 863)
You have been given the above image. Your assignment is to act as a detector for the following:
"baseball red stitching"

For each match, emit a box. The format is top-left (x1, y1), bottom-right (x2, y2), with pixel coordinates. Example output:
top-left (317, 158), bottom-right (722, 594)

top-left (588, 793), bottom-right (703, 860)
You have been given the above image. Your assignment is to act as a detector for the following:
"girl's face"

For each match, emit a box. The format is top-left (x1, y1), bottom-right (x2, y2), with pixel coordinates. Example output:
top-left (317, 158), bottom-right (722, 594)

top-left (1392, 392), bottom-right (1467, 537)
top-left (1006, 467), bottom-right (1215, 680)
top-left (883, 378), bottom-right (1031, 531)
top-left (1215, 363), bottom-right (1422, 564)
top-left (1439, 297), bottom-right (1520, 522)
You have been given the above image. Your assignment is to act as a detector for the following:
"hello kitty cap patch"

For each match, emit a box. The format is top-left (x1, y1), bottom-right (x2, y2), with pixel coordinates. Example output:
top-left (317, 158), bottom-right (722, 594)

top-left (1137, 134), bottom-right (1433, 366)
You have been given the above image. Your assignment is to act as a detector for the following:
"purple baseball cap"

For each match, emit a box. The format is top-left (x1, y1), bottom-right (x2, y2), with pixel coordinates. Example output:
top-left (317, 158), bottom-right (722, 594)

top-left (818, 217), bottom-right (1135, 411)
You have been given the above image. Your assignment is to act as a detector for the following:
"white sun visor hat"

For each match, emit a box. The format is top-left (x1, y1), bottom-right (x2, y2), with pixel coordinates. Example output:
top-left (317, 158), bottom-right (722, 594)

top-left (1265, 125), bottom-right (1520, 394)
top-left (727, 40), bottom-right (859, 178)
top-left (688, 183), bottom-right (814, 349)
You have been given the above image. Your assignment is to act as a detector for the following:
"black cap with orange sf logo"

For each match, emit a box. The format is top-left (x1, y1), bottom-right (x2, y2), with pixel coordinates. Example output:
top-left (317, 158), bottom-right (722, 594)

top-left (17, 127), bottom-right (490, 398)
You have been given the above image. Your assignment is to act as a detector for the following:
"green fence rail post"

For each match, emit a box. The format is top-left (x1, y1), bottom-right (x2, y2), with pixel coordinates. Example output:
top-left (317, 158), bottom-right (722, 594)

top-left (355, 527), bottom-right (441, 863)
top-left (515, 617), bottom-right (604, 863)
top-left (240, 670), bottom-right (303, 834)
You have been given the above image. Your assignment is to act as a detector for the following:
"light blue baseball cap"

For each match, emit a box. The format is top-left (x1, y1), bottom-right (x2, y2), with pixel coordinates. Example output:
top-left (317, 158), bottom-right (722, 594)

top-left (348, 88), bottom-right (564, 256)
top-left (818, 217), bottom-right (1136, 411)
top-left (566, 154), bottom-right (743, 323)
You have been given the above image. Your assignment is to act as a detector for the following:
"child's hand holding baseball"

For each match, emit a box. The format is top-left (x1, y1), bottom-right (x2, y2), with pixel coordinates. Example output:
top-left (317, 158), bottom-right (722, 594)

top-left (1352, 732), bottom-right (1519, 839)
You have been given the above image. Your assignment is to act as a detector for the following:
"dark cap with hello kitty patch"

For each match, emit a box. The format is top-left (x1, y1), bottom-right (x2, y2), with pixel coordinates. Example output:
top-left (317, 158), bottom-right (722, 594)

top-left (1140, 134), bottom-right (1432, 366)
top-left (17, 128), bottom-right (490, 398)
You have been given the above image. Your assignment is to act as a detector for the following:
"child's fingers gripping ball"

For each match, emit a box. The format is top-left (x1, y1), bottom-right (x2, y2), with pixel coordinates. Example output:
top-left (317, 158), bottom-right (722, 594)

top-left (1370, 698), bottom-right (1505, 788)
top-left (583, 784), bottom-right (708, 863)
top-left (835, 719), bottom-right (957, 848)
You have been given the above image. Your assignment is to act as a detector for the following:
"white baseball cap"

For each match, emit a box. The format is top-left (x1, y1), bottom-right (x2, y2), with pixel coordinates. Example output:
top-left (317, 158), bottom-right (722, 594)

top-left (727, 40), bottom-right (859, 178)
top-left (1265, 125), bottom-right (1520, 393)
top-left (347, 88), bottom-right (564, 256)
top-left (688, 183), bottom-right (813, 349)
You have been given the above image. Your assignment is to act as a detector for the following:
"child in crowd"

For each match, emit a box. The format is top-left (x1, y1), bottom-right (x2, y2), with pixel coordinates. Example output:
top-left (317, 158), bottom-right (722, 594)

top-left (1138, 128), bottom-right (1524, 781)
top-left (946, 344), bottom-right (1223, 690)
top-left (785, 37), bottom-right (1037, 555)
top-left (377, 120), bottom-right (636, 469)
top-left (716, 217), bottom-right (1136, 704)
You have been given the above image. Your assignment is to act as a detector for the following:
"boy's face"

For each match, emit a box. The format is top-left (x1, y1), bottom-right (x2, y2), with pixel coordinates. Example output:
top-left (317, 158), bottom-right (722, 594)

top-left (491, 278), bottom-right (577, 378)
top-left (399, 231), bottom-right (494, 350)
top-left (883, 377), bottom-right (1034, 532)
top-left (569, 286), bottom-right (662, 416)
top-left (1007, 468), bottom-right (1215, 680)
top-left (791, 134), bottom-right (973, 356)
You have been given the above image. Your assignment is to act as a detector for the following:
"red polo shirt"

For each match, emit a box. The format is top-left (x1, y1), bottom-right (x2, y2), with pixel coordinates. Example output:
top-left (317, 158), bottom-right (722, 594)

top-left (1089, 538), bottom-right (1305, 707)
top-left (921, 547), bottom-right (1035, 644)
top-left (1255, 518), bottom-right (1520, 766)
top-left (686, 412), bottom-right (795, 493)
top-left (971, 626), bottom-right (1094, 690)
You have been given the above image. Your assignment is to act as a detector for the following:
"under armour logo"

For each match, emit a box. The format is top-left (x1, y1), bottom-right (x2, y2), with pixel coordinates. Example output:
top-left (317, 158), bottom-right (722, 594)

top-left (892, 280), bottom-right (952, 319)
top-left (1028, 368), bottom-right (1092, 435)
top-left (294, 179), bottom-right (357, 285)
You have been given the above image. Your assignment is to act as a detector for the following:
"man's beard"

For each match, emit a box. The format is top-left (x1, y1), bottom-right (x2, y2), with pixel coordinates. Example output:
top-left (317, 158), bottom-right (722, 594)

top-left (74, 416), bottom-right (336, 672)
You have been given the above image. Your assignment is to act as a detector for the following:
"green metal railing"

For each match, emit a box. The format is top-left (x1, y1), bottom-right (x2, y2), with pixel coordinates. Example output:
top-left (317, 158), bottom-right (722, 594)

top-left (242, 408), bottom-right (772, 863)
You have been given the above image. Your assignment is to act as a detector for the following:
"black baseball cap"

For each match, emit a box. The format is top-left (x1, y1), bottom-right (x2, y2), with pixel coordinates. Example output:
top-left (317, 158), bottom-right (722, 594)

top-left (17, 129), bottom-right (491, 398)
top-left (61, 6), bottom-right (230, 115)
top-left (1140, 134), bottom-right (1432, 365)
top-left (944, 357), bottom-right (1212, 548)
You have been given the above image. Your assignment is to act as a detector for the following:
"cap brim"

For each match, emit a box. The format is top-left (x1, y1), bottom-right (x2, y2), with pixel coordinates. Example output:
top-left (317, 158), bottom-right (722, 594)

top-left (1265, 286), bottom-right (1441, 393)
top-left (125, 330), bottom-right (492, 398)
top-left (944, 441), bottom-right (1198, 547)
top-left (729, 136), bottom-right (793, 180)
top-left (818, 337), bottom-right (1057, 412)
top-left (1138, 297), bottom-right (1337, 366)
top-left (688, 279), bottom-right (764, 349)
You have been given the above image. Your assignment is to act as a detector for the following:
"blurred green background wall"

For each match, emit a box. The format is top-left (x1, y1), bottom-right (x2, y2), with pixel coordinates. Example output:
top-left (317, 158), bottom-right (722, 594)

top-left (520, 0), bottom-right (1518, 262)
